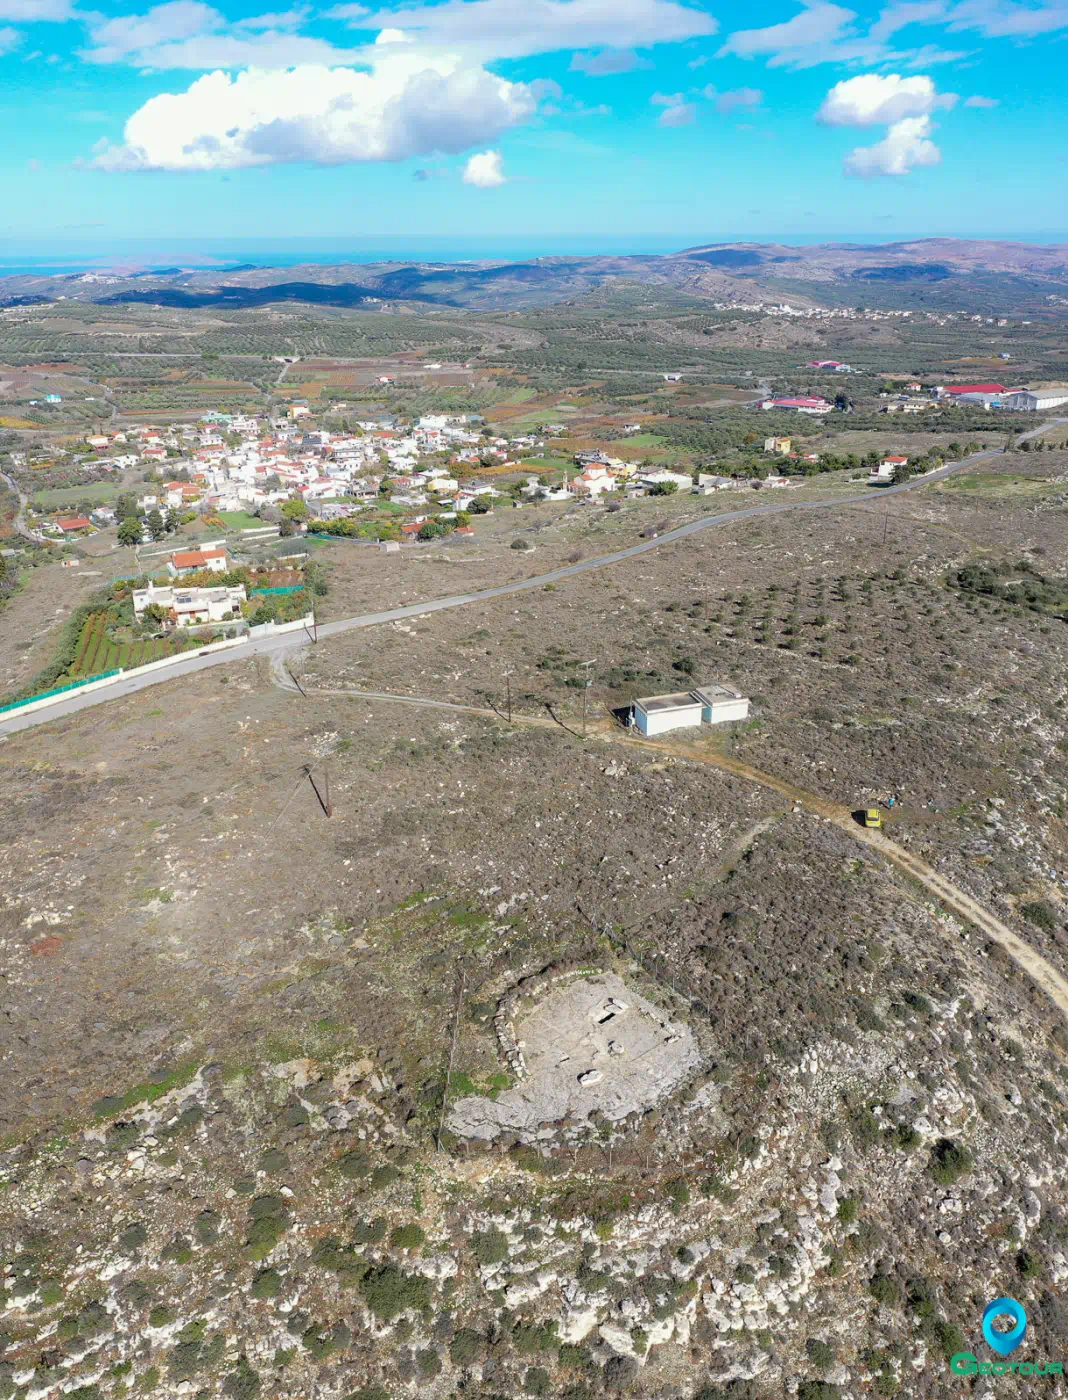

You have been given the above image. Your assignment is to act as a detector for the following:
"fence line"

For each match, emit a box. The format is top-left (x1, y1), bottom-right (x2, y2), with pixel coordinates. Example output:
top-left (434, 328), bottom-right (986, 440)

top-left (0, 670), bottom-right (121, 716)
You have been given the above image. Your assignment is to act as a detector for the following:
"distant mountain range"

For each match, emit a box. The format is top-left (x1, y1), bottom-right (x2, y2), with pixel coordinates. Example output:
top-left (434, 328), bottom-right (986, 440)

top-left (3, 238), bottom-right (1068, 315)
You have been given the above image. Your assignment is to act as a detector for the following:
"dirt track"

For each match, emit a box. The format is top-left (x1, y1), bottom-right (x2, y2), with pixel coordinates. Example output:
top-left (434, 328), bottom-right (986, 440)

top-left (279, 669), bottom-right (1068, 1026)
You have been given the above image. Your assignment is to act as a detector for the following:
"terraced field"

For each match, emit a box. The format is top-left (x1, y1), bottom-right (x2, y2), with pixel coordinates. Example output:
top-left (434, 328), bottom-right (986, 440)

top-left (70, 612), bottom-right (192, 676)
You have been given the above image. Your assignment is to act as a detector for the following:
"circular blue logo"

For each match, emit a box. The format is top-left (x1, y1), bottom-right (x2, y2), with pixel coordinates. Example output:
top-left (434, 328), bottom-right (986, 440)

top-left (983, 1298), bottom-right (1027, 1356)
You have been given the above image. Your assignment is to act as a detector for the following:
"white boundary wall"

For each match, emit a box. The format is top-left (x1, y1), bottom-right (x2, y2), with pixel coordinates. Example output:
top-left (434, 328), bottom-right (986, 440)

top-left (0, 618), bottom-right (313, 723)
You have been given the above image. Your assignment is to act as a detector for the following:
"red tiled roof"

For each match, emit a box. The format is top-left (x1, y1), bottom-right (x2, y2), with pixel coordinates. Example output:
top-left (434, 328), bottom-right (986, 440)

top-left (172, 548), bottom-right (225, 569)
top-left (946, 383), bottom-right (1005, 394)
top-left (56, 516), bottom-right (91, 530)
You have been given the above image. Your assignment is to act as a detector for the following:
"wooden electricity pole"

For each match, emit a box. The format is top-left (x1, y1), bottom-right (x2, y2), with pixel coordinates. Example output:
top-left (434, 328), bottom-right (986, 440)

top-left (580, 658), bottom-right (596, 738)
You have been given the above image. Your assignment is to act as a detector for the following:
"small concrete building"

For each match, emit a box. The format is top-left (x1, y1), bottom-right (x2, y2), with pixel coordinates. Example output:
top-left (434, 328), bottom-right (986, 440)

top-left (632, 684), bottom-right (750, 735)
top-left (632, 692), bottom-right (704, 736)
top-left (693, 684), bottom-right (750, 725)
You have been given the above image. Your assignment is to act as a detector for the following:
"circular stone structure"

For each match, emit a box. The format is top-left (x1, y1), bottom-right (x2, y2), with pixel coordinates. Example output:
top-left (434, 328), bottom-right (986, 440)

top-left (447, 972), bottom-right (700, 1141)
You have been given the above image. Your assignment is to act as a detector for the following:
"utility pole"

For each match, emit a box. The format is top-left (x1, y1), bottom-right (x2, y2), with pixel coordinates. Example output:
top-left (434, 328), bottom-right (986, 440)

top-left (324, 762), bottom-right (333, 818)
top-left (580, 658), bottom-right (596, 738)
top-left (504, 668), bottom-right (513, 724)
top-left (882, 506), bottom-right (889, 547)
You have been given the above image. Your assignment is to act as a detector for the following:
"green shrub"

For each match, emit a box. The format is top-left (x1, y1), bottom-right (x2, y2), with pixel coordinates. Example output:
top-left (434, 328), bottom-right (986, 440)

top-left (1017, 1250), bottom-right (1042, 1279)
top-left (260, 1148), bottom-right (289, 1174)
top-left (470, 1228), bottom-right (509, 1266)
top-left (449, 1328), bottom-right (483, 1366)
top-left (195, 1210), bottom-right (220, 1244)
top-left (352, 1217), bottom-right (387, 1245)
top-left (1022, 901), bottom-right (1057, 932)
top-left (928, 1138), bottom-right (974, 1186)
top-left (117, 1222), bottom-right (148, 1253)
top-left (246, 1216), bottom-right (287, 1259)
top-left (358, 1266), bottom-right (430, 1322)
top-left (161, 1236), bottom-right (193, 1264)
top-left (806, 1339), bottom-right (835, 1369)
top-left (370, 1165), bottom-right (400, 1190)
top-left (837, 1197), bottom-right (858, 1225)
top-left (344, 1388), bottom-right (390, 1400)
top-left (932, 1320), bottom-right (965, 1359)
top-left (849, 1108), bottom-right (881, 1150)
top-left (524, 1366), bottom-right (551, 1395)
top-left (416, 1350), bottom-right (441, 1378)
top-left (338, 1151), bottom-right (372, 1180)
top-left (222, 1358), bottom-right (260, 1400)
top-left (389, 1224), bottom-right (426, 1250)
top-left (302, 1322), bottom-right (351, 1361)
top-left (108, 1122), bottom-right (142, 1153)
top-left (557, 1344), bottom-right (593, 1370)
top-left (894, 1124), bottom-right (921, 1151)
top-left (797, 1384), bottom-right (842, 1400)
top-left (665, 1178), bottom-right (691, 1207)
top-left (250, 1270), bottom-right (282, 1299)
top-left (148, 1305), bottom-right (174, 1328)
top-left (870, 1274), bottom-right (899, 1306)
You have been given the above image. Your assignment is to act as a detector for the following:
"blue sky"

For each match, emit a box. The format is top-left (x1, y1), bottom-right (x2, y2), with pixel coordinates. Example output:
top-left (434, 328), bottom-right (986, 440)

top-left (1, 0), bottom-right (1066, 249)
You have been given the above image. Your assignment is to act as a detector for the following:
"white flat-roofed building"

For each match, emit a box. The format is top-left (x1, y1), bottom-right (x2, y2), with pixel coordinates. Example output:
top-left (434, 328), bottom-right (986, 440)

top-left (632, 684), bottom-right (750, 735)
top-left (692, 684), bottom-right (750, 725)
top-left (632, 692), bottom-right (704, 737)
top-left (133, 583), bottom-right (246, 627)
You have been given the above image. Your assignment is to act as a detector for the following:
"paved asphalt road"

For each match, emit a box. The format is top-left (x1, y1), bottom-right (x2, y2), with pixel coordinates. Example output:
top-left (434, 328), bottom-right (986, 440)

top-left (2, 423), bottom-right (1057, 740)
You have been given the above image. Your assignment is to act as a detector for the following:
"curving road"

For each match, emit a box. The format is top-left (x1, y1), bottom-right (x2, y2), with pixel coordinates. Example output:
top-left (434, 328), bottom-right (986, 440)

top-left (0, 469), bottom-right (36, 543)
top-left (1, 421), bottom-right (1059, 740)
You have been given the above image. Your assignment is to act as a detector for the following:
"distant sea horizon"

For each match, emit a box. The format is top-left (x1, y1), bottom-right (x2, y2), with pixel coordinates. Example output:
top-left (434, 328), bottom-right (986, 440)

top-left (0, 231), bottom-right (1066, 278)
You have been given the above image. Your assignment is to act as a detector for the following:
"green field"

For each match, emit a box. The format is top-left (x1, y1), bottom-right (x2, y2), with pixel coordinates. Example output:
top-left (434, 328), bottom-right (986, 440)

top-left (618, 432), bottom-right (668, 448)
top-left (71, 612), bottom-right (194, 677)
top-left (32, 482), bottom-right (123, 509)
top-left (217, 510), bottom-right (266, 529)
top-left (507, 407), bottom-right (581, 428)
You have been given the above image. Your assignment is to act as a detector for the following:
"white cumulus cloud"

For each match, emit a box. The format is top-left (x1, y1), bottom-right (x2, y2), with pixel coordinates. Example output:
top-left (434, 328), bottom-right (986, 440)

top-left (462, 148), bottom-right (506, 185)
top-left (92, 54), bottom-right (536, 169)
top-left (843, 112), bottom-right (941, 174)
top-left (964, 92), bottom-right (998, 106)
top-left (819, 73), bottom-right (953, 176)
top-left (818, 71), bottom-right (955, 124)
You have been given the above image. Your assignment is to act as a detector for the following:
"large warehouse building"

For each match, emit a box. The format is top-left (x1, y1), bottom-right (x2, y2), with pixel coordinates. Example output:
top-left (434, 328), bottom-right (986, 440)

top-left (1001, 387), bottom-right (1068, 411)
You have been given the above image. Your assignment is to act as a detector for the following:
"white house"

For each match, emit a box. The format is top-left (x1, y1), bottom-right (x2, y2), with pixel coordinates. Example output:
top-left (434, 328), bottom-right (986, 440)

top-left (133, 583), bottom-right (246, 626)
top-left (870, 455), bottom-right (907, 485)
top-left (639, 469), bottom-right (693, 491)
top-left (167, 547), bottom-right (229, 578)
top-left (571, 467), bottom-right (616, 498)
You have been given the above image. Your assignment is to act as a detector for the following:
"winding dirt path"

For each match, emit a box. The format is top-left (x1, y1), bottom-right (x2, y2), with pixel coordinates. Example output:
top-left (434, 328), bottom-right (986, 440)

top-left (277, 669), bottom-right (1068, 1023)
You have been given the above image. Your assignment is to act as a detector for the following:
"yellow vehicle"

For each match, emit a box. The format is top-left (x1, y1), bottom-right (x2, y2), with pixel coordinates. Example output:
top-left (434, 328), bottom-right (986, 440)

top-left (864, 809), bottom-right (882, 829)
